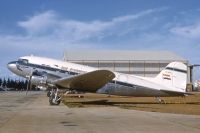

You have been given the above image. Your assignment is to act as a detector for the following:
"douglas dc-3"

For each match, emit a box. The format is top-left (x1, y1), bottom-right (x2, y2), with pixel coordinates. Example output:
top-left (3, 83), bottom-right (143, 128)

top-left (8, 55), bottom-right (189, 105)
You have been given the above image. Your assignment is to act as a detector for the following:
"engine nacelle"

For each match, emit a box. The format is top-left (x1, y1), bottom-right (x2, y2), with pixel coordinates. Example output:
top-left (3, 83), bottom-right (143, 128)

top-left (30, 76), bottom-right (47, 87)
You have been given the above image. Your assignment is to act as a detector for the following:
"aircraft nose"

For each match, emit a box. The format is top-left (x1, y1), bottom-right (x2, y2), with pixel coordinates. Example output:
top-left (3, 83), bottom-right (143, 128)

top-left (7, 61), bottom-right (17, 72)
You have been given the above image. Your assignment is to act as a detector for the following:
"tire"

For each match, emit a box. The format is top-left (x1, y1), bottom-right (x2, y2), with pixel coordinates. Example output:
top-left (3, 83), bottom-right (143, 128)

top-left (47, 91), bottom-right (51, 97)
top-left (49, 94), bottom-right (61, 105)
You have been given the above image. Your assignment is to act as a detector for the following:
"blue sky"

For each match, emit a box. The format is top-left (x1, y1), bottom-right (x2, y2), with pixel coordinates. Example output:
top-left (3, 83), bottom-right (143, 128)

top-left (0, 0), bottom-right (200, 79)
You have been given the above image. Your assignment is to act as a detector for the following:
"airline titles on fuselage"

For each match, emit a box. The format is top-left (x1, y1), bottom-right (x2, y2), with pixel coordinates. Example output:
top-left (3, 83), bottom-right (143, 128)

top-left (61, 66), bottom-right (86, 75)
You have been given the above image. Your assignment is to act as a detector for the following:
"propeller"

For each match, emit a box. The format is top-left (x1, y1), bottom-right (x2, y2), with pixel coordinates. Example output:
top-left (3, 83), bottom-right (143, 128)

top-left (25, 70), bottom-right (47, 95)
top-left (26, 69), bottom-right (34, 95)
top-left (26, 75), bottom-right (32, 95)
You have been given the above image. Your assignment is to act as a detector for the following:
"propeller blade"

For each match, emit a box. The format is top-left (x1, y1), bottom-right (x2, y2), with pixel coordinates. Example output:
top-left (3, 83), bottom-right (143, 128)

top-left (26, 76), bottom-right (32, 95)
top-left (26, 69), bottom-right (34, 95)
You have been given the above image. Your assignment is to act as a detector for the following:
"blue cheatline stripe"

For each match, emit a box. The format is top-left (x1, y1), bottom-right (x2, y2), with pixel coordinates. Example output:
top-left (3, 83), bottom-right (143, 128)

top-left (165, 67), bottom-right (187, 74)
top-left (18, 61), bottom-right (79, 75)
top-left (109, 80), bottom-right (134, 88)
top-left (20, 61), bottom-right (137, 88)
top-left (18, 61), bottom-right (137, 88)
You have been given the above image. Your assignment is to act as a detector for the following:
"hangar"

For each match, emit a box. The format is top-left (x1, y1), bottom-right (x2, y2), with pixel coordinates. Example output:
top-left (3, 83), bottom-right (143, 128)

top-left (63, 50), bottom-right (190, 82)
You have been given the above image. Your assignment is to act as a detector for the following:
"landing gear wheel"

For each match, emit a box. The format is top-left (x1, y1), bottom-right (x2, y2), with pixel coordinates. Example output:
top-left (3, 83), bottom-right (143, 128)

top-left (49, 88), bottom-right (61, 105)
top-left (47, 91), bottom-right (51, 97)
top-left (49, 97), bottom-right (61, 105)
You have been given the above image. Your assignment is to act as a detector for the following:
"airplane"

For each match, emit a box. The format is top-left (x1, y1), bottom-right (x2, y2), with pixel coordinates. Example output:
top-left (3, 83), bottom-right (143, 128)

top-left (7, 55), bottom-right (189, 105)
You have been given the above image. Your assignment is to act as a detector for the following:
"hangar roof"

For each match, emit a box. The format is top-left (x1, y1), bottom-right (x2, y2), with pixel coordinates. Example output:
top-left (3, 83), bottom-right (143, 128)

top-left (64, 50), bottom-right (187, 61)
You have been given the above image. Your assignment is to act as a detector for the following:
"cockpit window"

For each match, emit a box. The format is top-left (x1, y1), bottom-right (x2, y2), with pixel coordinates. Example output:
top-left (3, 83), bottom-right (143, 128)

top-left (18, 59), bottom-right (28, 64)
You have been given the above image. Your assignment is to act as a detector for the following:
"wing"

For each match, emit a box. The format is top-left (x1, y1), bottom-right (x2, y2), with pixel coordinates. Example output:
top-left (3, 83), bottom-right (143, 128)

top-left (53, 70), bottom-right (115, 92)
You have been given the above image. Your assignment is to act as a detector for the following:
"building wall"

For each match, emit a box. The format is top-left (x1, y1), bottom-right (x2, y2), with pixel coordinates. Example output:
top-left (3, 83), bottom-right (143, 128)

top-left (63, 50), bottom-right (189, 82)
top-left (66, 60), bottom-right (188, 77)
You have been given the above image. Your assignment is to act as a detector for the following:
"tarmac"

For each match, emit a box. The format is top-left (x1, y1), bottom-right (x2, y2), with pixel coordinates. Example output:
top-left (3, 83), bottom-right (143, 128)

top-left (0, 91), bottom-right (200, 133)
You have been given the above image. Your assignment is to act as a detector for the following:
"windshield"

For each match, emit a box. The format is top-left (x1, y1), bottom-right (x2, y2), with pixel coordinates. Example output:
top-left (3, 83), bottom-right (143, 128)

top-left (18, 59), bottom-right (28, 65)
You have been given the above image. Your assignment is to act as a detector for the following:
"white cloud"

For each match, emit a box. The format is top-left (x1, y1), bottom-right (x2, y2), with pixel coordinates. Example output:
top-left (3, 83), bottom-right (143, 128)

top-left (170, 22), bottom-right (200, 39)
top-left (0, 8), bottom-right (166, 60)
top-left (1, 8), bottom-right (199, 57)
top-left (18, 10), bottom-right (57, 35)
top-left (112, 9), bottom-right (156, 23)
top-left (17, 9), bottom-right (163, 41)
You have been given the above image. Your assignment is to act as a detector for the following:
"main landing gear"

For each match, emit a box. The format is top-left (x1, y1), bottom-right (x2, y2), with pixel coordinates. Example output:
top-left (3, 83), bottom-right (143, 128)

top-left (47, 88), bottom-right (61, 105)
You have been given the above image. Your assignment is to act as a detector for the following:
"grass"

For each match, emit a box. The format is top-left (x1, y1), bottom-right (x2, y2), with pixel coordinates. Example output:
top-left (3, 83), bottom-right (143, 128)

top-left (62, 92), bottom-right (200, 115)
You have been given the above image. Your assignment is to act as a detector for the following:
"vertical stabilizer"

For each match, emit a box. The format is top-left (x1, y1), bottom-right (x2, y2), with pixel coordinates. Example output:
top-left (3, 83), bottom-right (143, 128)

top-left (155, 62), bottom-right (187, 92)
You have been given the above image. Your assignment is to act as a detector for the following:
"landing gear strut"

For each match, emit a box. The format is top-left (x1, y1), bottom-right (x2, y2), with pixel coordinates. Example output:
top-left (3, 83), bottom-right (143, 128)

top-left (49, 88), bottom-right (61, 105)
